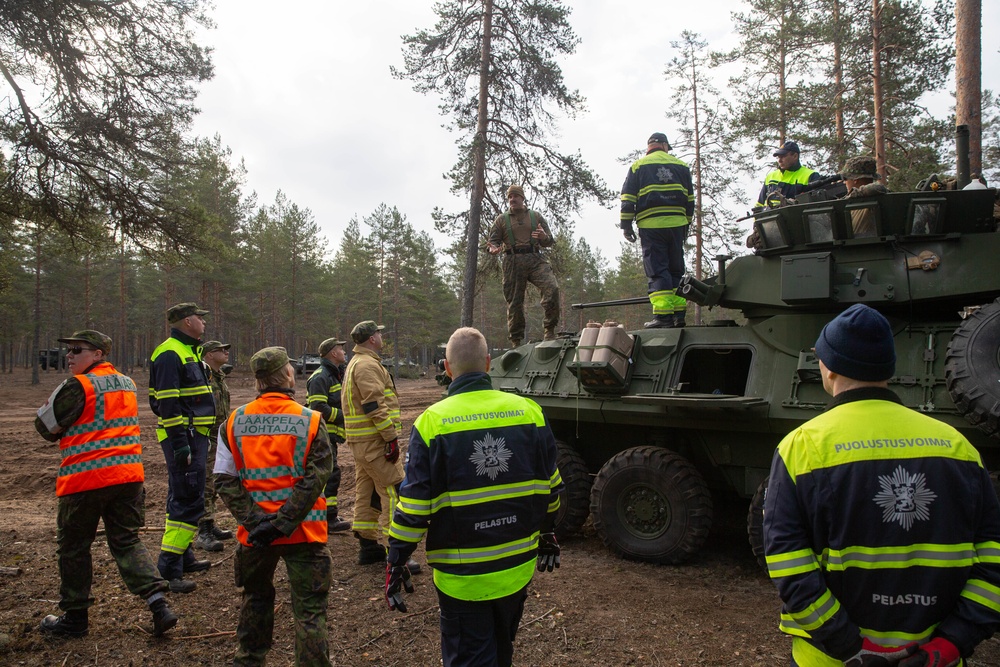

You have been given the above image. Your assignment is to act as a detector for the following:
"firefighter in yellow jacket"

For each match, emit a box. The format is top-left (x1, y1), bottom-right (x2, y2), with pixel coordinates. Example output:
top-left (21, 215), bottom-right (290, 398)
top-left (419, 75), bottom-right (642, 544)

top-left (343, 320), bottom-right (405, 565)
top-left (214, 346), bottom-right (334, 667)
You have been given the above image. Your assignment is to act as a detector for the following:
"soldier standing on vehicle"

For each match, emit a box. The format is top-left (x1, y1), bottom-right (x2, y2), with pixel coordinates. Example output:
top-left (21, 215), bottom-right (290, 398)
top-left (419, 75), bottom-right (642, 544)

top-left (214, 346), bottom-right (333, 667)
top-left (193, 340), bottom-right (235, 552)
top-left (386, 327), bottom-right (563, 667)
top-left (763, 304), bottom-right (1000, 667)
top-left (149, 302), bottom-right (213, 592)
top-left (35, 330), bottom-right (178, 638)
top-left (620, 132), bottom-right (695, 329)
top-left (486, 185), bottom-right (560, 347)
top-left (839, 156), bottom-right (889, 238)
top-left (306, 337), bottom-right (351, 532)
top-left (756, 140), bottom-right (821, 208)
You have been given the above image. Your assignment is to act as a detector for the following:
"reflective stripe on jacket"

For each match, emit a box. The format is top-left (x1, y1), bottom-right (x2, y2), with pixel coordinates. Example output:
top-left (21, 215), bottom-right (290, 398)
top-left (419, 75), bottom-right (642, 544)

top-left (149, 334), bottom-right (215, 441)
top-left (306, 360), bottom-right (346, 442)
top-left (57, 363), bottom-right (143, 496)
top-left (764, 388), bottom-right (1000, 661)
top-left (343, 346), bottom-right (400, 442)
top-left (226, 394), bottom-right (327, 546)
top-left (388, 372), bottom-right (563, 601)
top-left (620, 148), bottom-right (694, 229)
top-left (757, 165), bottom-right (818, 206)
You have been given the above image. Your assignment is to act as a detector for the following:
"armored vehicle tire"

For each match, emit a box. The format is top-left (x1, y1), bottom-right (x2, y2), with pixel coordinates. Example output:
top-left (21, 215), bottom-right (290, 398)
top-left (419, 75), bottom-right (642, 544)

top-left (946, 299), bottom-right (1000, 436)
top-left (590, 446), bottom-right (713, 565)
top-left (747, 476), bottom-right (769, 571)
top-left (554, 441), bottom-right (591, 539)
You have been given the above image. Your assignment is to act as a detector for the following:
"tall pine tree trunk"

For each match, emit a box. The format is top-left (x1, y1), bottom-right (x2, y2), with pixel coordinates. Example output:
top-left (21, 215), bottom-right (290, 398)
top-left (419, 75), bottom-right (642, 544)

top-left (832, 0), bottom-right (846, 162)
top-left (872, 0), bottom-right (888, 180)
top-left (461, 0), bottom-right (493, 328)
top-left (955, 0), bottom-right (981, 176)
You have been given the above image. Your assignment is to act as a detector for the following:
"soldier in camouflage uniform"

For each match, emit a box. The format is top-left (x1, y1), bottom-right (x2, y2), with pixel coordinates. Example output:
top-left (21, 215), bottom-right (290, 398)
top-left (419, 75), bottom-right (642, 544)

top-left (306, 337), bottom-right (351, 532)
top-left (215, 346), bottom-right (333, 667)
top-left (194, 340), bottom-right (236, 552)
top-left (487, 185), bottom-right (560, 346)
top-left (34, 330), bottom-right (177, 638)
top-left (840, 156), bottom-right (889, 238)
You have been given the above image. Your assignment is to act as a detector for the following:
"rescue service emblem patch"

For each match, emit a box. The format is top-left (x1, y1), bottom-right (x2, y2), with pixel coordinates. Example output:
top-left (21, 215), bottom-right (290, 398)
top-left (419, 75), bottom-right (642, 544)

top-left (470, 432), bottom-right (512, 481)
top-left (873, 465), bottom-right (937, 531)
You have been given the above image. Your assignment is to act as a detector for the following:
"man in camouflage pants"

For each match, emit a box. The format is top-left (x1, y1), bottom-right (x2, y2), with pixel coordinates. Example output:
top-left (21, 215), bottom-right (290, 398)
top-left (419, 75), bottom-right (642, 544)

top-left (215, 347), bottom-right (333, 667)
top-left (34, 329), bottom-right (177, 638)
top-left (193, 340), bottom-right (236, 552)
top-left (487, 184), bottom-right (560, 346)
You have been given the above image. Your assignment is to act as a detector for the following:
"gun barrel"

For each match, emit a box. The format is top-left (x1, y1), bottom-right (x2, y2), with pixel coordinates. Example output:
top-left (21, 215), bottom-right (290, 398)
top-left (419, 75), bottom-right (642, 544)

top-left (570, 296), bottom-right (649, 310)
top-left (677, 276), bottom-right (711, 305)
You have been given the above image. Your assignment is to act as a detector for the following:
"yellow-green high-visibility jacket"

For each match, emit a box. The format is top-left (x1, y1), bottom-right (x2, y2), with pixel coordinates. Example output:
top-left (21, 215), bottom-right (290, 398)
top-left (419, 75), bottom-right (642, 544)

top-left (149, 330), bottom-right (215, 449)
top-left (388, 371), bottom-right (564, 601)
top-left (620, 148), bottom-right (694, 229)
top-left (342, 346), bottom-right (399, 445)
top-left (763, 387), bottom-right (1000, 665)
top-left (306, 359), bottom-right (346, 443)
top-left (757, 164), bottom-right (819, 206)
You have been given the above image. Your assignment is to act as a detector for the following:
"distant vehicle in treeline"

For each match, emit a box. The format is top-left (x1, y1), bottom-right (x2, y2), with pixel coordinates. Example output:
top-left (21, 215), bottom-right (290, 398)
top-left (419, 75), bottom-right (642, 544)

top-left (38, 348), bottom-right (67, 371)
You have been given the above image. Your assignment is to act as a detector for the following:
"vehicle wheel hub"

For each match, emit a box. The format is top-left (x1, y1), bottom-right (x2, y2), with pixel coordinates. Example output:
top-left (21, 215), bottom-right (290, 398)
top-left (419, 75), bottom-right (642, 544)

top-left (620, 484), bottom-right (670, 538)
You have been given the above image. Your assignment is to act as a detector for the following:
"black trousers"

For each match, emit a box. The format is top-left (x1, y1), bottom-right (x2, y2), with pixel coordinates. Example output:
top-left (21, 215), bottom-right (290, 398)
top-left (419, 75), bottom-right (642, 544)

top-left (638, 225), bottom-right (688, 293)
top-left (436, 584), bottom-right (528, 667)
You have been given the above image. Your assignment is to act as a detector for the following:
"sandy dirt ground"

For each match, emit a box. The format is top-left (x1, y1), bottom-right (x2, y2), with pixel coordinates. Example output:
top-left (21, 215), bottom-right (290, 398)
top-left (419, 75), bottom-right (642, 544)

top-left (0, 368), bottom-right (997, 666)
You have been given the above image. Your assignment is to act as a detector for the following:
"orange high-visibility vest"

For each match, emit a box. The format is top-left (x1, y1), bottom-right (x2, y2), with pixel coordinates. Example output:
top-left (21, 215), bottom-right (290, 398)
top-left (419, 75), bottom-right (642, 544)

top-left (57, 363), bottom-right (143, 497)
top-left (226, 393), bottom-right (327, 546)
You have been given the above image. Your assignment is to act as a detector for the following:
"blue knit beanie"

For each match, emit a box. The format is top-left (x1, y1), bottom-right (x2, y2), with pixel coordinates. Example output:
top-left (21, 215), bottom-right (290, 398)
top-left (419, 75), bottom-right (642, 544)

top-left (814, 304), bottom-right (895, 381)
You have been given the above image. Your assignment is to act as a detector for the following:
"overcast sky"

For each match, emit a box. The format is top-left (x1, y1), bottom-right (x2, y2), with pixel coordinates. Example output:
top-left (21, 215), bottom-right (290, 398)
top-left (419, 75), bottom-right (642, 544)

top-left (189, 1), bottom-right (1000, 265)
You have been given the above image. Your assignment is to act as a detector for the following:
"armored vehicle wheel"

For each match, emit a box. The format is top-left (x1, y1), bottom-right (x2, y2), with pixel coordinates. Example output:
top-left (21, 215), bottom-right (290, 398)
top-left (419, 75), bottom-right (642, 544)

top-left (747, 476), bottom-right (769, 571)
top-left (590, 446), bottom-right (712, 564)
top-left (554, 441), bottom-right (591, 539)
top-left (946, 299), bottom-right (1000, 436)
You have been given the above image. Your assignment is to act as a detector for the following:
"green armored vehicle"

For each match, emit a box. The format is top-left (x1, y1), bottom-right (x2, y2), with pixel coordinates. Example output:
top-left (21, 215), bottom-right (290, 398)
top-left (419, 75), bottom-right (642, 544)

top-left (489, 182), bottom-right (1000, 565)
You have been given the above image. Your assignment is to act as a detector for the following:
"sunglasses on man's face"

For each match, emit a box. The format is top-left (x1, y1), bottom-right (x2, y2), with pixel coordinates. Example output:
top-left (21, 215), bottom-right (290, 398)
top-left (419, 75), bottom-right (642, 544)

top-left (67, 346), bottom-right (96, 355)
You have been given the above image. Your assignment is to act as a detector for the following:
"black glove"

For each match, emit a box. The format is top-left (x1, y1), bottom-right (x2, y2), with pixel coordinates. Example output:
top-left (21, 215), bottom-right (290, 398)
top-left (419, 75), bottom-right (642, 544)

top-left (385, 562), bottom-right (414, 612)
top-left (247, 516), bottom-right (284, 548)
top-left (898, 637), bottom-right (960, 667)
top-left (173, 444), bottom-right (191, 467)
top-left (844, 639), bottom-right (919, 667)
top-left (384, 438), bottom-right (400, 464)
top-left (620, 221), bottom-right (637, 243)
top-left (536, 532), bottom-right (560, 572)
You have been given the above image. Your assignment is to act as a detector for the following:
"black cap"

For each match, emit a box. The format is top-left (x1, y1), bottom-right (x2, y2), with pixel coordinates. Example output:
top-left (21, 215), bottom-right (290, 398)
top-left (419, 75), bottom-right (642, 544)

top-left (773, 141), bottom-right (800, 157)
top-left (647, 132), bottom-right (669, 145)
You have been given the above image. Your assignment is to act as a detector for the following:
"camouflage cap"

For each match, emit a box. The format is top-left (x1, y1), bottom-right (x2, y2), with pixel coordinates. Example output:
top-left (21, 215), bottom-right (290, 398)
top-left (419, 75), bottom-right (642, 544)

top-left (250, 346), bottom-right (290, 378)
top-left (351, 320), bottom-right (385, 344)
top-left (841, 156), bottom-right (879, 181)
top-left (202, 340), bottom-right (231, 354)
top-left (167, 302), bottom-right (209, 323)
top-left (58, 330), bottom-right (112, 354)
top-left (318, 337), bottom-right (348, 357)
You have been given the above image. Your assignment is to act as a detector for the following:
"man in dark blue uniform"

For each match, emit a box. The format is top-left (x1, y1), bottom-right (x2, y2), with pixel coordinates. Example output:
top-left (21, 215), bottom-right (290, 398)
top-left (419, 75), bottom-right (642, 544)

top-left (386, 327), bottom-right (563, 667)
top-left (764, 304), bottom-right (1000, 667)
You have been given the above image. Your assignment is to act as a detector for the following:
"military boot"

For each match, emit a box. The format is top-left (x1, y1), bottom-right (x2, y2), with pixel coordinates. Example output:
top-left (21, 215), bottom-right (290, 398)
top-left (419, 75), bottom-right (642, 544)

top-left (327, 507), bottom-right (350, 533)
top-left (39, 609), bottom-right (88, 638)
top-left (672, 312), bottom-right (686, 328)
top-left (357, 537), bottom-right (387, 565)
top-left (405, 557), bottom-right (422, 575)
top-left (193, 522), bottom-right (224, 552)
top-left (182, 548), bottom-right (211, 573)
top-left (212, 523), bottom-right (234, 540)
top-left (147, 595), bottom-right (178, 637)
top-left (167, 578), bottom-right (197, 594)
top-left (644, 314), bottom-right (674, 329)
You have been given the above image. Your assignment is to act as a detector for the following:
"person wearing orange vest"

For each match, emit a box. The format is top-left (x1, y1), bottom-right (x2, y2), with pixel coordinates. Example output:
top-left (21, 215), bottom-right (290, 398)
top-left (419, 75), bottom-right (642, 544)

top-left (214, 346), bottom-right (334, 667)
top-left (486, 185), bottom-right (560, 347)
top-left (34, 330), bottom-right (178, 638)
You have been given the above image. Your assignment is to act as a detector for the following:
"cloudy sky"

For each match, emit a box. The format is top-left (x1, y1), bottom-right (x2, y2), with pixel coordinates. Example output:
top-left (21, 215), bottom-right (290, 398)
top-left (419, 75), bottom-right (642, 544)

top-left (189, 1), bottom-right (1000, 263)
